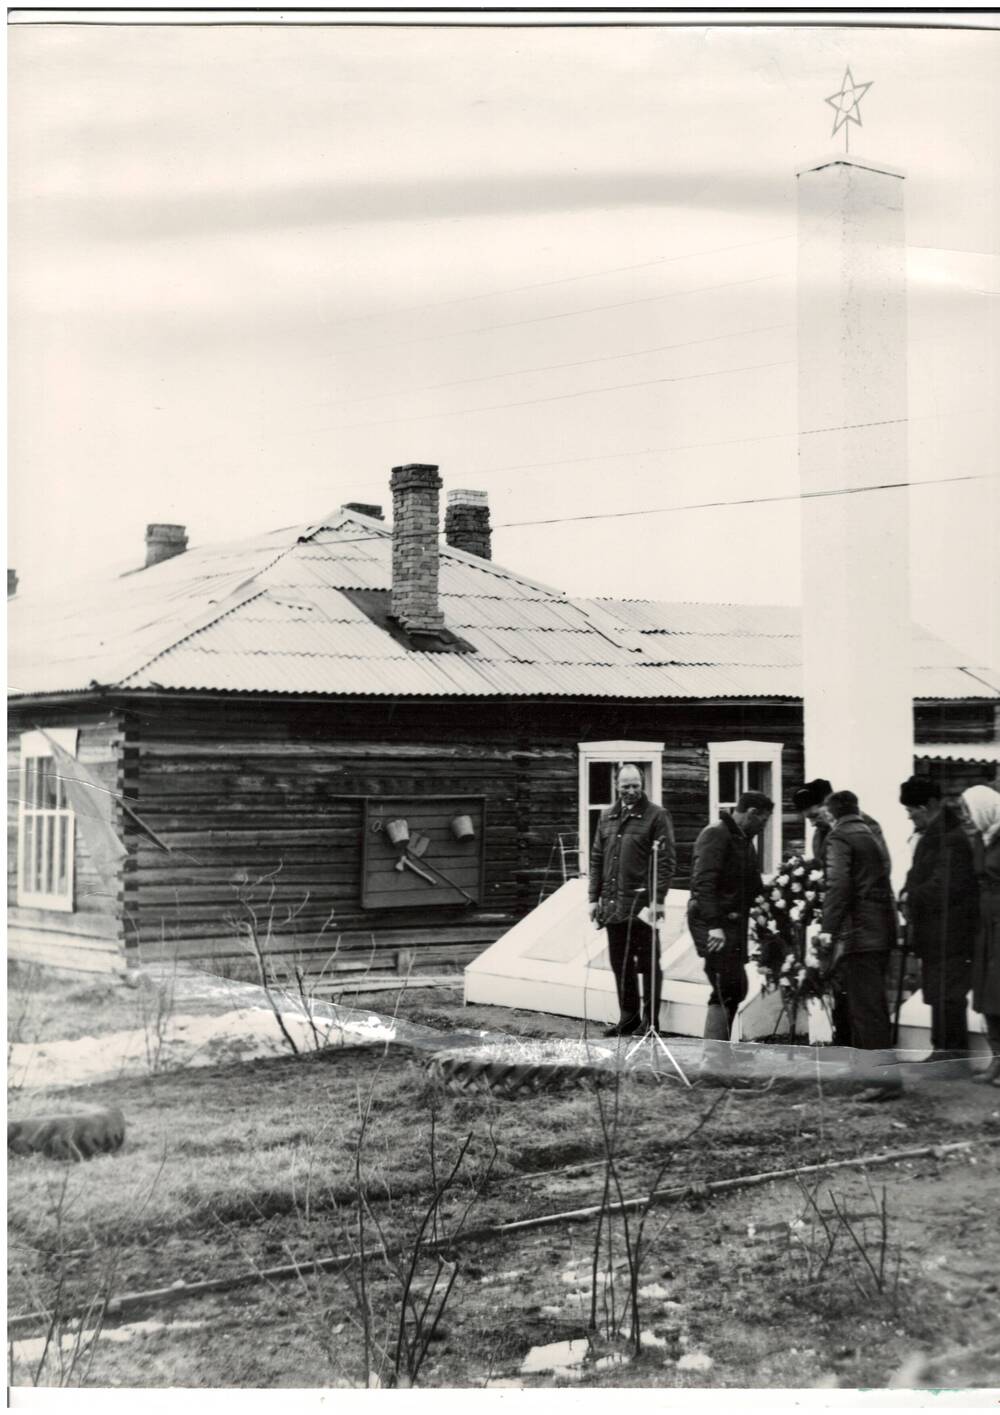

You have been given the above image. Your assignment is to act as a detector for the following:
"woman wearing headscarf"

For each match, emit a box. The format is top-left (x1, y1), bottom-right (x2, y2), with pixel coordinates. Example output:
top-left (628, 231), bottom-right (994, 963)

top-left (960, 784), bottom-right (1000, 1085)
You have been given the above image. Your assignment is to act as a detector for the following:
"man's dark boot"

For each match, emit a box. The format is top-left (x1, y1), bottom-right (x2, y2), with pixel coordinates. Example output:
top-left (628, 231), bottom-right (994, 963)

top-left (603, 1015), bottom-right (642, 1038)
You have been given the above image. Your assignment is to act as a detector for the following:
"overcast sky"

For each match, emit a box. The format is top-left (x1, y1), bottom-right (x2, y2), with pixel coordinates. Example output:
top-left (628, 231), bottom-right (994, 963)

top-left (8, 18), bottom-right (999, 663)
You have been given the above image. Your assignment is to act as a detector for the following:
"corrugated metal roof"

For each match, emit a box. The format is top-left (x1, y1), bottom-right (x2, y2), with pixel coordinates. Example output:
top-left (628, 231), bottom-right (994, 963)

top-left (914, 743), bottom-right (1000, 764)
top-left (8, 509), bottom-right (999, 704)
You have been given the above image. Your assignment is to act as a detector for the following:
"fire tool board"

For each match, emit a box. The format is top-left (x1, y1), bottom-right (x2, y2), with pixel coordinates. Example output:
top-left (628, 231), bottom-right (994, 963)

top-left (361, 795), bottom-right (486, 910)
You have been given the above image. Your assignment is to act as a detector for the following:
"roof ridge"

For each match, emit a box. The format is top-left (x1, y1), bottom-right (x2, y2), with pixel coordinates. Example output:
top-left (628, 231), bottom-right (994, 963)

top-left (111, 531), bottom-right (311, 688)
top-left (117, 582), bottom-right (269, 687)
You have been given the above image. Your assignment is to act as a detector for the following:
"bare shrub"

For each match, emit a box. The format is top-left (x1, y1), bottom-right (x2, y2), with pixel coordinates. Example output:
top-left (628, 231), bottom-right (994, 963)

top-left (9, 1152), bottom-right (166, 1388)
top-left (789, 1172), bottom-right (905, 1310)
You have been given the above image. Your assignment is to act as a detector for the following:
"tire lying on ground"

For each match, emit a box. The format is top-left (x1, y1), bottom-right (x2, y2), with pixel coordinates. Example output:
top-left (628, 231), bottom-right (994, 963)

top-left (8, 1106), bottom-right (126, 1161)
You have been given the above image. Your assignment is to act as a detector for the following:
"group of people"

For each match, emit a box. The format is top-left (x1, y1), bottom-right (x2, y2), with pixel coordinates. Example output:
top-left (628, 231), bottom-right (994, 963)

top-left (587, 762), bottom-right (1000, 1091)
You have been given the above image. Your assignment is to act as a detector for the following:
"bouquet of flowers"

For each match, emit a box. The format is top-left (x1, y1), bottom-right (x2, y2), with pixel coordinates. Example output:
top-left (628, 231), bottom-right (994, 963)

top-left (749, 854), bottom-right (834, 1036)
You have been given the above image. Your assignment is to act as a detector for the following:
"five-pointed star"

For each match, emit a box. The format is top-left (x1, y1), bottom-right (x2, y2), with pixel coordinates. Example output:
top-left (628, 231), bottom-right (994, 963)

top-left (825, 66), bottom-right (873, 139)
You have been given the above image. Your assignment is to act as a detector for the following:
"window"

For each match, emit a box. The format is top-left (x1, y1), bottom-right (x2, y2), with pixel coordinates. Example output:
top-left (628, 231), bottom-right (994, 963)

top-left (708, 740), bottom-right (783, 874)
top-left (18, 729), bottom-right (77, 911)
top-left (578, 740), bottom-right (664, 871)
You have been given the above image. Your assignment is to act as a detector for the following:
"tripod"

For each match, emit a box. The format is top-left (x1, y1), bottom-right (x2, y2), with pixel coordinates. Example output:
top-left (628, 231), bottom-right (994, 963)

top-left (625, 840), bottom-right (691, 1087)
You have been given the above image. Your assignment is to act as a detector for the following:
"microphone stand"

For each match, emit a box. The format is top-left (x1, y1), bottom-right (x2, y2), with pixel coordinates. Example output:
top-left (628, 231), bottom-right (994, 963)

top-left (626, 839), bottom-right (691, 1087)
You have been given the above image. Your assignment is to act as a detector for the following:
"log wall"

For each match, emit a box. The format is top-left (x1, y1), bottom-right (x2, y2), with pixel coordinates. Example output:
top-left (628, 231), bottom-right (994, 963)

top-left (117, 695), bottom-right (805, 971)
top-left (7, 691), bottom-right (993, 974)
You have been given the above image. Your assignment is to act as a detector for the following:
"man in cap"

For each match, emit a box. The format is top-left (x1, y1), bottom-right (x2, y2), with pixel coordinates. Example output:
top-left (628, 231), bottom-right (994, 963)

top-left (793, 777), bottom-right (893, 1046)
top-left (688, 790), bottom-right (774, 1040)
top-left (589, 764), bottom-right (676, 1037)
top-left (817, 790), bottom-right (901, 1100)
top-left (900, 776), bottom-right (979, 1062)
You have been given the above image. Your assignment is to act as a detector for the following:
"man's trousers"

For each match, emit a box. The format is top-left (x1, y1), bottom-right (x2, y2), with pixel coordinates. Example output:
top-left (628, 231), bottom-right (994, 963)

top-left (606, 917), bottom-right (662, 1028)
top-left (920, 948), bottom-right (972, 1053)
top-left (839, 950), bottom-right (893, 1051)
top-left (689, 918), bottom-right (748, 1033)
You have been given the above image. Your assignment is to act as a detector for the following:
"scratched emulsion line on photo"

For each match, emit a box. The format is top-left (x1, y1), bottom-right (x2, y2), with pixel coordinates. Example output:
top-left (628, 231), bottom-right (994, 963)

top-left (6, 10), bottom-right (1000, 1405)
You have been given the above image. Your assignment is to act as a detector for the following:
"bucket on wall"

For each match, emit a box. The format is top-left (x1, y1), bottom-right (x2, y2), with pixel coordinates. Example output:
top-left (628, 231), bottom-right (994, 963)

top-left (385, 818), bottom-right (410, 846)
top-left (450, 814), bottom-right (475, 842)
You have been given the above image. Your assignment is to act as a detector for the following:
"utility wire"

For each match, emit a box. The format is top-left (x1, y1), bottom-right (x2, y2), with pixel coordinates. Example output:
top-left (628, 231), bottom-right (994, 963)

top-left (315, 233), bottom-right (795, 338)
top-left (310, 358), bottom-right (795, 436)
top-left (312, 321), bottom-right (794, 409)
top-left (341, 271), bottom-right (791, 356)
top-left (310, 403), bottom-right (988, 498)
top-left (279, 470), bottom-right (997, 551)
top-left (495, 473), bottom-right (997, 531)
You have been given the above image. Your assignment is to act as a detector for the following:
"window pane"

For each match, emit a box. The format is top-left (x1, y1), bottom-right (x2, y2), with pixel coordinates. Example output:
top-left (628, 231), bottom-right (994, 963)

top-left (718, 761), bottom-right (741, 804)
top-left (32, 818), bottom-right (44, 894)
top-left (25, 758), bottom-right (38, 809)
top-left (39, 758), bottom-right (57, 810)
top-left (747, 762), bottom-right (772, 795)
top-left (57, 816), bottom-right (69, 894)
top-left (44, 816), bottom-right (55, 894)
top-left (22, 817), bottom-right (35, 890)
top-left (588, 761), bottom-right (614, 804)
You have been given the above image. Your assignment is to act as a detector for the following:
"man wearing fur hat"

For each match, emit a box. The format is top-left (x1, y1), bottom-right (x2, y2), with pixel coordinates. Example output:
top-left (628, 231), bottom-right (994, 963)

top-left (900, 776), bottom-right (979, 1062)
top-left (793, 777), bottom-right (891, 871)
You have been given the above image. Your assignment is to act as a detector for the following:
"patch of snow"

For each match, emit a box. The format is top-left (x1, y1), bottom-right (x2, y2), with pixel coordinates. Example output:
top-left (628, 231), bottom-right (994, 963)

top-left (637, 1282), bottom-right (671, 1300)
top-left (11, 1318), bottom-right (203, 1367)
top-left (520, 1339), bottom-right (589, 1375)
top-left (6, 1004), bottom-right (390, 1090)
top-left (593, 1353), bottom-right (631, 1372)
top-left (677, 1351), bottom-right (713, 1373)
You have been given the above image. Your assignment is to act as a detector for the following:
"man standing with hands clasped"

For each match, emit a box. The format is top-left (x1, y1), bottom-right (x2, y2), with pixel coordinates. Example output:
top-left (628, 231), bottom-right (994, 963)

top-left (589, 764), bottom-right (676, 1037)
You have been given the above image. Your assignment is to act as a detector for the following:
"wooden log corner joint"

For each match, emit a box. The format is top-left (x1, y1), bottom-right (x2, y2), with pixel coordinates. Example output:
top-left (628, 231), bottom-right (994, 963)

top-left (361, 795), bottom-right (486, 911)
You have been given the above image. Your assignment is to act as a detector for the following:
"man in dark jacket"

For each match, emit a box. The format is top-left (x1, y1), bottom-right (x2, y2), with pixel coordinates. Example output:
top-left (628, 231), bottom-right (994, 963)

top-left (688, 790), bottom-right (773, 1039)
top-left (589, 764), bottom-right (676, 1037)
top-left (818, 791), bottom-right (898, 1065)
top-left (794, 777), bottom-right (893, 1048)
top-left (793, 777), bottom-right (891, 872)
top-left (900, 776), bottom-right (979, 1059)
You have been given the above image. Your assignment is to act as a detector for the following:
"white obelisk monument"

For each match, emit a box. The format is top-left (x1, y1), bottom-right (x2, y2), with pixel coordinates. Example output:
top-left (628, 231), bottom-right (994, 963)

top-left (797, 78), bottom-right (913, 880)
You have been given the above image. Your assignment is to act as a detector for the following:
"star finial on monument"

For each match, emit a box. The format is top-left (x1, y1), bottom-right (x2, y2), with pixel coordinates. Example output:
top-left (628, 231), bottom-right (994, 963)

top-left (825, 65), bottom-right (873, 154)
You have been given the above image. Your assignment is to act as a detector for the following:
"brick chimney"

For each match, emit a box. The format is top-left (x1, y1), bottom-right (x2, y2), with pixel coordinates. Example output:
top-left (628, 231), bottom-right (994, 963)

top-left (445, 489), bottom-right (492, 560)
top-left (8, 568), bottom-right (18, 598)
top-left (390, 464), bottom-right (445, 632)
top-left (343, 502), bottom-right (385, 521)
top-left (145, 523), bottom-right (187, 568)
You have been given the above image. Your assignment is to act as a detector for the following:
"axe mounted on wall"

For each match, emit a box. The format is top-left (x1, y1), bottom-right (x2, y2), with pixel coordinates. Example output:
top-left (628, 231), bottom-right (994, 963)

top-left (373, 817), bottom-right (476, 905)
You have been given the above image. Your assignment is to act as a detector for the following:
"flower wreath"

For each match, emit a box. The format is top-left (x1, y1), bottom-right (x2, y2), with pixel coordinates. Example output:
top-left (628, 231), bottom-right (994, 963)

top-left (749, 854), bottom-right (836, 1017)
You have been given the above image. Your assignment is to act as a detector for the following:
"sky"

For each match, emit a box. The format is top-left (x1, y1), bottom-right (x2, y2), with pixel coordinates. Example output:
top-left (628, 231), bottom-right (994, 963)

top-left (7, 16), bottom-right (1000, 664)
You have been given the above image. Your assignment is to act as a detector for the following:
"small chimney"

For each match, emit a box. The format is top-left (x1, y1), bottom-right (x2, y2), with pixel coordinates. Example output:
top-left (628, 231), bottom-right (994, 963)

top-left (145, 523), bottom-right (187, 568)
top-left (8, 568), bottom-right (18, 598)
top-left (343, 502), bottom-right (385, 521)
top-left (445, 489), bottom-right (492, 561)
top-left (390, 464), bottom-right (445, 633)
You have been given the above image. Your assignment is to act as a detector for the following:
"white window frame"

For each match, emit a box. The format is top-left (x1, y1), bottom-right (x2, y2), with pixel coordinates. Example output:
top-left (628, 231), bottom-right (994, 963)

top-left (578, 740), bottom-right (664, 875)
top-left (708, 740), bottom-right (783, 874)
top-left (17, 728), bottom-right (78, 912)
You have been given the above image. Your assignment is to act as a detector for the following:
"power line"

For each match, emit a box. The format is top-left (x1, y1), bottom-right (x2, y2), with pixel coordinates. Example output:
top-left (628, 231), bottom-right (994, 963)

top-left (313, 322), bottom-right (794, 410)
top-left (280, 469), bottom-right (996, 551)
top-left (314, 234), bottom-right (795, 338)
top-left (314, 357), bottom-right (795, 436)
top-left (340, 271), bottom-right (791, 357)
top-left (494, 473), bottom-right (996, 532)
top-left (320, 403), bottom-right (990, 497)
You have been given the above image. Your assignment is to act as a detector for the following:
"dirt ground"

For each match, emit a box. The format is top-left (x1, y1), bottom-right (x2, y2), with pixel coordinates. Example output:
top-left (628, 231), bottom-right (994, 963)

top-left (8, 966), bottom-right (1000, 1391)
